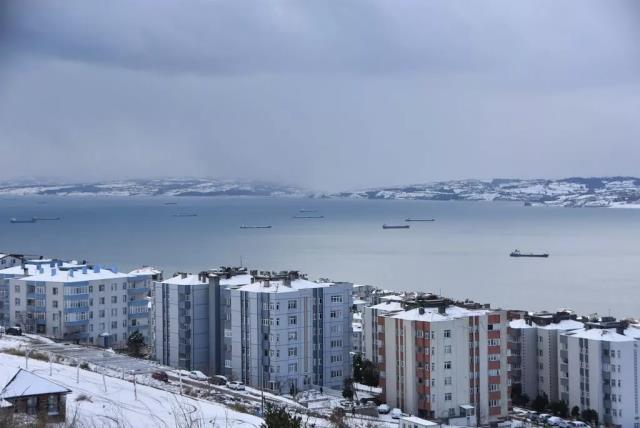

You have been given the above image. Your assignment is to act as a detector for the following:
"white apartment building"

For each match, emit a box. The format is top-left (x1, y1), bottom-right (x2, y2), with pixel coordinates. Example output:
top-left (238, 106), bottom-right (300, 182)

top-left (560, 319), bottom-right (640, 428)
top-left (508, 312), bottom-right (583, 403)
top-left (362, 300), bottom-right (403, 363)
top-left (153, 273), bottom-right (211, 373)
top-left (8, 264), bottom-right (151, 347)
top-left (379, 302), bottom-right (510, 426)
top-left (229, 273), bottom-right (353, 393)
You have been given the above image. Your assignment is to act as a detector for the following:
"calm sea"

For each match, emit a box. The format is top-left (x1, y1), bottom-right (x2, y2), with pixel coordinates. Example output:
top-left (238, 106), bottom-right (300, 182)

top-left (0, 196), bottom-right (638, 317)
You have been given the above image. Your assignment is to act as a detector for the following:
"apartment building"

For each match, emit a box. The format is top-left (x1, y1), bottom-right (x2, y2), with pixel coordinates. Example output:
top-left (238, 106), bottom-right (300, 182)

top-left (8, 264), bottom-right (152, 347)
top-left (153, 273), bottom-right (211, 373)
top-left (362, 300), bottom-right (403, 364)
top-left (508, 319), bottom-right (538, 402)
top-left (508, 311), bottom-right (583, 403)
top-left (228, 272), bottom-right (353, 393)
top-left (379, 300), bottom-right (510, 426)
top-left (560, 318), bottom-right (640, 428)
top-left (154, 268), bottom-right (353, 393)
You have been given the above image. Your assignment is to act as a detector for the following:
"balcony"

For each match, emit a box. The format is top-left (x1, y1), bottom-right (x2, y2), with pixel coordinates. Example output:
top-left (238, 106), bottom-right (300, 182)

top-left (127, 286), bottom-right (149, 294)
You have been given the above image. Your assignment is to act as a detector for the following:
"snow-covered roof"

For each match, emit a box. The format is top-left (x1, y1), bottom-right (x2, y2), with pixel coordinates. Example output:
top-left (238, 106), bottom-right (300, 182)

top-left (353, 299), bottom-right (367, 305)
top-left (220, 274), bottom-right (252, 286)
top-left (565, 326), bottom-right (640, 342)
top-left (19, 268), bottom-right (131, 283)
top-left (161, 274), bottom-right (207, 286)
top-left (237, 278), bottom-right (332, 294)
top-left (392, 305), bottom-right (489, 322)
top-left (537, 319), bottom-right (584, 331)
top-left (510, 319), bottom-right (535, 329)
top-left (369, 301), bottom-right (404, 312)
top-left (129, 266), bottom-right (162, 276)
top-left (379, 294), bottom-right (403, 302)
top-left (0, 261), bottom-right (80, 277)
top-left (1, 369), bottom-right (70, 399)
top-left (399, 415), bottom-right (439, 426)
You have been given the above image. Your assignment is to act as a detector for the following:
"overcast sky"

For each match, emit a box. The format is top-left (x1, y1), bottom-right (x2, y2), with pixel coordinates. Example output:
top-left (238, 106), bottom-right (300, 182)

top-left (1, 1), bottom-right (639, 190)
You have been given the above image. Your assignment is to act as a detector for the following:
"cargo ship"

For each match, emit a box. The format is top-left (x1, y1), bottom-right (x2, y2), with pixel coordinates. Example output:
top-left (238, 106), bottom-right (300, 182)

top-left (510, 249), bottom-right (549, 258)
top-left (405, 218), bottom-right (435, 222)
top-left (10, 218), bottom-right (37, 224)
top-left (33, 217), bottom-right (61, 221)
top-left (240, 225), bottom-right (272, 229)
top-left (382, 224), bottom-right (410, 229)
top-left (293, 215), bottom-right (324, 219)
top-left (172, 214), bottom-right (198, 217)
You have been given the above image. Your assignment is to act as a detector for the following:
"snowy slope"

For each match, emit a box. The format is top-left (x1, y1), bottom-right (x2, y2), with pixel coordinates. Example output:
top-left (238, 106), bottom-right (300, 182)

top-left (0, 340), bottom-right (263, 427)
top-left (0, 178), bottom-right (304, 198)
top-left (325, 177), bottom-right (640, 208)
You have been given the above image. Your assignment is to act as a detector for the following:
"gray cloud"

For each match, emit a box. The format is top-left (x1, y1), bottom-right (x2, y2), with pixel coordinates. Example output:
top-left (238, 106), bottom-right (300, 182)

top-left (1, 0), bottom-right (639, 190)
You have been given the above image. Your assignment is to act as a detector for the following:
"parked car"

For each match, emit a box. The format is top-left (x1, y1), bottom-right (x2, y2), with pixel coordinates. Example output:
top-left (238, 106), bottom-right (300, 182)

top-left (188, 370), bottom-right (209, 381)
top-left (152, 371), bottom-right (169, 383)
top-left (568, 421), bottom-right (590, 427)
top-left (377, 403), bottom-right (391, 414)
top-left (6, 326), bottom-right (22, 336)
top-left (538, 413), bottom-right (552, 423)
top-left (547, 416), bottom-right (570, 427)
top-left (390, 408), bottom-right (402, 419)
top-left (227, 381), bottom-right (245, 391)
top-left (209, 375), bottom-right (228, 386)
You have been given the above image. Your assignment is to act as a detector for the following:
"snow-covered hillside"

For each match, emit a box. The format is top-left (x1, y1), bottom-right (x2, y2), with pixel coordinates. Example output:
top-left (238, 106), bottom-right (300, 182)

top-left (325, 177), bottom-right (640, 208)
top-left (0, 178), bottom-right (304, 198)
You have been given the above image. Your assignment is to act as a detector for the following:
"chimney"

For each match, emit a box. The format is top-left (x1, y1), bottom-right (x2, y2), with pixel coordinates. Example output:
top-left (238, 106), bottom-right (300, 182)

top-left (437, 304), bottom-right (446, 315)
top-left (51, 268), bottom-right (56, 276)
top-left (82, 266), bottom-right (88, 275)
top-left (93, 265), bottom-right (100, 273)
top-left (23, 267), bottom-right (28, 276)
top-left (418, 307), bottom-right (425, 315)
top-left (69, 269), bottom-right (74, 278)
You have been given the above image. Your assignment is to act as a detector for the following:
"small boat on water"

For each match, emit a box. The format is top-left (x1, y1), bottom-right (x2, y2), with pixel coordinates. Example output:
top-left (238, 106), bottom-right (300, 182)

top-left (10, 218), bottom-right (37, 224)
top-left (405, 218), bottom-right (435, 222)
top-left (299, 209), bottom-right (318, 213)
top-left (293, 215), bottom-right (324, 219)
top-left (240, 225), bottom-right (272, 229)
top-left (173, 214), bottom-right (198, 217)
top-left (510, 249), bottom-right (549, 258)
top-left (382, 224), bottom-right (410, 229)
top-left (33, 217), bottom-right (61, 221)
top-left (164, 202), bottom-right (178, 205)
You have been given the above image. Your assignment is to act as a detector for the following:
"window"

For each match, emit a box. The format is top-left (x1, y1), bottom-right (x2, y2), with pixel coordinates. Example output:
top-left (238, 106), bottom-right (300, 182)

top-left (99, 284), bottom-right (105, 292)
top-left (111, 308), bottom-right (117, 316)
top-left (330, 310), bottom-right (342, 319)
top-left (27, 396), bottom-right (37, 415)
top-left (14, 285), bottom-right (19, 293)
top-left (288, 347), bottom-right (297, 357)
top-left (444, 345), bottom-right (452, 354)
top-left (488, 338), bottom-right (501, 346)
top-left (288, 331), bottom-right (297, 341)
top-left (123, 283), bottom-right (127, 290)
top-left (444, 376), bottom-right (452, 385)
top-left (99, 297), bottom-right (105, 305)
top-left (445, 393), bottom-right (452, 401)
top-left (331, 354), bottom-right (343, 363)
top-left (444, 361), bottom-right (452, 369)
top-left (489, 399), bottom-right (500, 407)
top-left (288, 363), bottom-right (298, 373)
top-left (288, 316), bottom-right (297, 325)
top-left (331, 339), bottom-right (343, 348)
top-left (111, 321), bottom-right (117, 329)
top-left (224, 329), bottom-right (232, 338)
top-left (331, 295), bottom-right (343, 303)
top-left (331, 369), bottom-right (343, 378)
top-left (99, 310), bottom-right (105, 318)
top-left (111, 296), bottom-right (117, 303)
top-left (14, 298), bottom-right (20, 306)
top-left (52, 287), bottom-right (58, 295)
top-left (444, 329), bottom-right (451, 338)
top-left (225, 360), bottom-right (232, 368)
top-left (288, 300), bottom-right (297, 310)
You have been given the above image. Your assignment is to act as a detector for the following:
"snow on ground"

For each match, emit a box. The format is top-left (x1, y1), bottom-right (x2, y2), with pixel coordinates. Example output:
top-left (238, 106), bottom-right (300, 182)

top-left (0, 337), bottom-right (263, 428)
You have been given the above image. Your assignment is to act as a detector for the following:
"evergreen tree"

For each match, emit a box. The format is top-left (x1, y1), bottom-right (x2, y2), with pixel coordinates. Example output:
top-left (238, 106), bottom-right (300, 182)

top-left (261, 403), bottom-right (302, 428)
top-left (127, 330), bottom-right (145, 356)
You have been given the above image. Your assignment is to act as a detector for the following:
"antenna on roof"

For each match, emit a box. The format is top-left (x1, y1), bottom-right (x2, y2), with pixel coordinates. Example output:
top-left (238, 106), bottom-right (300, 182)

top-left (240, 255), bottom-right (243, 267)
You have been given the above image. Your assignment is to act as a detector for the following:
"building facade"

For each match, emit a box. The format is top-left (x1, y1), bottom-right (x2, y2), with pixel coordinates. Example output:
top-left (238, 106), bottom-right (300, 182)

top-left (8, 264), bottom-right (152, 347)
top-left (560, 319), bottom-right (640, 428)
top-left (362, 300), bottom-right (403, 364)
top-left (228, 273), bottom-right (353, 393)
top-left (379, 302), bottom-right (510, 426)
